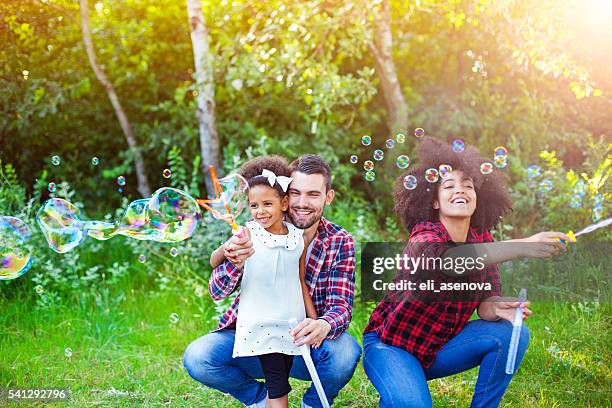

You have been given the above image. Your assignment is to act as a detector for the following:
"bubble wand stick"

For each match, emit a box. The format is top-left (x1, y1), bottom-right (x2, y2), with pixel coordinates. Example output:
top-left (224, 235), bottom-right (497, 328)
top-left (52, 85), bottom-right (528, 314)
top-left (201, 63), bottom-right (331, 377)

top-left (505, 288), bottom-right (527, 375)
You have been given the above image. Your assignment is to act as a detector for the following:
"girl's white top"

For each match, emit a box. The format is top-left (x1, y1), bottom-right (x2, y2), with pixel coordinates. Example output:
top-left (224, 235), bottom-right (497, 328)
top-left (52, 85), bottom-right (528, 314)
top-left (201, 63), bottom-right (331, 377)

top-left (232, 219), bottom-right (305, 357)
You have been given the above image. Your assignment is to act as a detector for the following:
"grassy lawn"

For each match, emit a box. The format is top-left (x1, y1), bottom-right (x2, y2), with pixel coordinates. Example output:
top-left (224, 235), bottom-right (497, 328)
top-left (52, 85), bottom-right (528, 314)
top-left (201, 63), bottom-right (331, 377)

top-left (1, 266), bottom-right (610, 408)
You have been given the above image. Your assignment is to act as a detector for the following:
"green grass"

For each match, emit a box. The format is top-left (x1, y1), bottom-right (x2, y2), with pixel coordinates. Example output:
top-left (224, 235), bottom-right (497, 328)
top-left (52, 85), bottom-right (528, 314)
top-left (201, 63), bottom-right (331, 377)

top-left (1, 270), bottom-right (610, 407)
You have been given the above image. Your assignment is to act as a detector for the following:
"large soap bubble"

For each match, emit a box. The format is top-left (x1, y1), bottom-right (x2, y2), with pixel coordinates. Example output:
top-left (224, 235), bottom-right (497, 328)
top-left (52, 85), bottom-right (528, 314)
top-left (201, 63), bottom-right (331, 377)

top-left (197, 173), bottom-right (248, 228)
top-left (0, 216), bottom-right (34, 280)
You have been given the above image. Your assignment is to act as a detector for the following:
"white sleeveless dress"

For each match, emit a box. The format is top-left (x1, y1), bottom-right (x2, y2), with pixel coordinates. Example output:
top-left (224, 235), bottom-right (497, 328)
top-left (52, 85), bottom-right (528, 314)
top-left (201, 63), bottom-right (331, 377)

top-left (232, 220), bottom-right (306, 358)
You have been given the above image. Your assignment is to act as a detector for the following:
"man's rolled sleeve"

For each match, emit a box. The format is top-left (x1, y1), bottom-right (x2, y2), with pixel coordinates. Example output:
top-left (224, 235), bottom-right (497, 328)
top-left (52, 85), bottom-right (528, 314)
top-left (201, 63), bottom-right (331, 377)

top-left (209, 259), bottom-right (243, 301)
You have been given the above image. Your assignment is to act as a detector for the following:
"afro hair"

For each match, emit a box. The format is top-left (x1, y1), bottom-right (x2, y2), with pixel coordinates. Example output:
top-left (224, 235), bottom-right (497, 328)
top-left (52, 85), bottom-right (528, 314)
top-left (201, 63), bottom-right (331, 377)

top-left (394, 137), bottom-right (512, 232)
top-left (239, 155), bottom-right (291, 196)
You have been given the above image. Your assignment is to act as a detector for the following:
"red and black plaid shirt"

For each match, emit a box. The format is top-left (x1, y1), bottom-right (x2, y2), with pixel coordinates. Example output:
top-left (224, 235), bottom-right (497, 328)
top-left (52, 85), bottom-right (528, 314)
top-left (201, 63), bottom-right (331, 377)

top-left (209, 217), bottom-right (356, 340)
top-left (364, 221), bottom-right (501, 368)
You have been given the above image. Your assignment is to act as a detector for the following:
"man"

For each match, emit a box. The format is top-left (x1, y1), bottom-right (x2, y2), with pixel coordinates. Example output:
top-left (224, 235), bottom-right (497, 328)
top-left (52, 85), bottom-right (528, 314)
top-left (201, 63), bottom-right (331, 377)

top-left (183, 154), bottom-right (361, 408)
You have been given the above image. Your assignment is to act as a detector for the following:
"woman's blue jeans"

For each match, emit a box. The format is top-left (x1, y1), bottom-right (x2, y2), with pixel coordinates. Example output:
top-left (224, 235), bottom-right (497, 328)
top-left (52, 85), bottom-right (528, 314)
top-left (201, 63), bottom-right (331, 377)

top-left (362, 319), bottom-right (530, 408)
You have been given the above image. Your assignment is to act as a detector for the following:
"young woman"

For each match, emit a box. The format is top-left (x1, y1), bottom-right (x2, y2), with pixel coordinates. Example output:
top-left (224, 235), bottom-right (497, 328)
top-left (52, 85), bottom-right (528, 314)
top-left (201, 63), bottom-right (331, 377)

top-left (362, 138), bottom-right (569, 408)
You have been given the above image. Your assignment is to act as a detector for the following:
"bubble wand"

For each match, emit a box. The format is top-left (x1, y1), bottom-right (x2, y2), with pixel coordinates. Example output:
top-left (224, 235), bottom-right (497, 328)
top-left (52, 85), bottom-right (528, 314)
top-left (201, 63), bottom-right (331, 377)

top-left (505, 288), bottom-right (527, 375)
top-left (560, 217), bottom-right (612, 244)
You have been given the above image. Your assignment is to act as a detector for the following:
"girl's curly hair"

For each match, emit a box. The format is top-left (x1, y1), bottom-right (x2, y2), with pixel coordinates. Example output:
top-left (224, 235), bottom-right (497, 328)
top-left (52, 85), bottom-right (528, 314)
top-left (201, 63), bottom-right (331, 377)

top-left (239, 155), bottom-right (291, 197)
top-left (394, 137), bottom-right (512, 232)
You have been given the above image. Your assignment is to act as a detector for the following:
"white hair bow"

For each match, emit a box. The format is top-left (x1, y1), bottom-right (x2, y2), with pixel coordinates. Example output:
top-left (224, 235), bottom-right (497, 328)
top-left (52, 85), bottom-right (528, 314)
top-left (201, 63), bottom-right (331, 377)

top-left (261, 169), bottom-right (293, 192)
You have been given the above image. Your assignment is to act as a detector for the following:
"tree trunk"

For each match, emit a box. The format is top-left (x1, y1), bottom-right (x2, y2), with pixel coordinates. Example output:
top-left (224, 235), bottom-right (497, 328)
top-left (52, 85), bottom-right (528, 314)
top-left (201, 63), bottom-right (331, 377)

top-left (369, 0), bottom-right (409, 133)
top-left (186, 0), bottom-right (221, 198)
top-left (78, 0), bottom-right (151, 197)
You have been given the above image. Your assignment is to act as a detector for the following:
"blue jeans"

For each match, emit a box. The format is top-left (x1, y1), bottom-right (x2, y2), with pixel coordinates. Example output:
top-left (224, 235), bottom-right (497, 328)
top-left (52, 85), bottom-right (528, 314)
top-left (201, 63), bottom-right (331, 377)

top-left (184, 329), bottom-right (362, 407)
top-left (363, 319), bottom-right (530, 408)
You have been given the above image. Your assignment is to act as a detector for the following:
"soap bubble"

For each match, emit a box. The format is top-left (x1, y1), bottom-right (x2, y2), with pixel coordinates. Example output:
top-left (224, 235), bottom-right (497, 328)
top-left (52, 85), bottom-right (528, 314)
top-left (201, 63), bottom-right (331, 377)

top-left (527, 164), bottom-right (541, 178)
top-left (569, 194), bottom-right (582, 209)
top-left (169, 312), bottom-right (179, 324)
top-left (64, 347), bottom-right (73, 357)
top-left (117, 176), bottom-right (126, 186)
top-left (480, 162), bottom-right (494, 175)
top-left (396, 155), bottom-right (410, 169)
top-left (138, 254), bottom-right (146, 263)
top-left (48, 182), bottom-right (57, 192)
top-left (51, 155), bottom-right (61, 166)
top-left (364, 160), bottom-right (374, 171)
top-left (385, 139), bottom-right (395, 148)
top-left (361, 135), bottom-right (372, 146)
top-left (494, 146), bottom-right (508, 156)
top-left (452, 139), bottom-right (465, 152)
top-left (592, 206), bottom-right (603, 222)
top-left (425, 168), bottom-right (439, 183)
top-left (36, 198), bottom-right (89, 253)
top-left (538, 179), bottom-right (553, 193)
top-left (373, 149), bottom-right (384, 161)
top-left (439, 164), bottom-right (453, 178)
top-left (414, 128), bottom-right (425, 138)
top-left (593, 193), bottom-right (604, 206)
top-left (195, 286), bottom-right (205, 298)
top-left (170, 247), bottom-right (178, 257)
top-left (365, 171), bottom-right (376, 182)
top-left (573, 181), bottom-right (587, 196)
top-left (0, 216), bottom-right (33, 281)
top-left (35, 285), bottom-right (44, 295)
top-left (146, 188), bottom-right (201, 242)
top-left (162, 169), bottom-right (172, 179)
top-left (395, 133), bottom-right (406, 143)
top-left (197, 174), bottom-right (248, 227)
top-left (493, 155), bottom-right (508, 168)
top-left (91, 157), bottom-right (99, 166)
top-left (403, 175), bottom-right (418, 190)
top-left (350, 155), bottom-right (358, 164)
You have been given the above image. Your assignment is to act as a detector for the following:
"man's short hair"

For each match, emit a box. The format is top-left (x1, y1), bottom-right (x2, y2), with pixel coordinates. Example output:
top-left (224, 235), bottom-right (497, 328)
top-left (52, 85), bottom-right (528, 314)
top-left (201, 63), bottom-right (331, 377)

top-left (289, 154), bottom-right (332, 191)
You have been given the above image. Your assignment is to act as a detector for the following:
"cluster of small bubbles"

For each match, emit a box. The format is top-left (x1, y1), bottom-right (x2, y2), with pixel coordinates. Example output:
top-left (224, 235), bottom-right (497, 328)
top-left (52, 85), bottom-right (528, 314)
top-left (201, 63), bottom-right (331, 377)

top-left (170, 247), bottom-right (179, 257)
top-left (538, 179), bottom-right (553, 193)
top-left (569, 195), bottom-right (582, 209)
top-left (452, 139), bottom-right (465, 153)
top-left (573, 180), bottom-right (587, 196)
top-left (439, 164), bottom-right (453, 178)
top-left (91, 157), bottom-right (99, 166)
top-left (364, 160), bottom-right (374, 171)
top-left (361, 135), bottom-right (372, 146)
top-left (414, 128), bottom-right (425, 138)
top-left (385, 139), bottom-right (395, 148)
top-left (48, 182), bottom-right (57, 193)
top-left (403, 175), bottom-right (418, 190)
top-left (51, 155), bottom-right (61, 166)
top-left (480, 162), bottom-right (494, 175)
top-left (373, 149), bottom-right (384, 161)
top-left (494, 146), bottom-right (508, 156)
top-left (396, 155), bottom-right (410, 169)
top-left (169, 312), bottom-right (180, 324)
top-left (365, 171), bottom-right (376, 182)
top-left (592, 193), bottom-right (604, 222)
top-left (35, 285), bottom-right (44, 295)
top-left (425, 168), bottom-right (439, 183)
top-left (138, 254), bottom-right (146, 263)
top-left (494, 155), bottom-right (508, 168)
top-left (65, 347), bottom-right (73, 358)
top-left (162, 169), bottom-right (172, 179)
top-left (117, 176), bottom-right (126, 186)
top-left (527, 164), bottom-right (541, 178)
top-left (350, 155), bottom-right (358, 164)
top-left (395, 133), bottom-right (406, 143)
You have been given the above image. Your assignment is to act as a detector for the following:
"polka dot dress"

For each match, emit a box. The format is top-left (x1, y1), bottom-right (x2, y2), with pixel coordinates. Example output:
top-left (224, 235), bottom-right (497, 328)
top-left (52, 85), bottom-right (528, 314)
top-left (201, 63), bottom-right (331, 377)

top-left (233, 220), bottom-right (305, 358)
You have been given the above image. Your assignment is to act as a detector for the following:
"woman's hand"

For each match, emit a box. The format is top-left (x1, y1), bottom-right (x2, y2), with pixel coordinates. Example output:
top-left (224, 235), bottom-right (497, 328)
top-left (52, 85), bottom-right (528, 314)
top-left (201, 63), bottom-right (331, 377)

top-left (223, 228), bottom-right (254, 268)
top-left (516, 231), bottom-right (569, 258)
top-left (494, 300), bottom-right (532, 323)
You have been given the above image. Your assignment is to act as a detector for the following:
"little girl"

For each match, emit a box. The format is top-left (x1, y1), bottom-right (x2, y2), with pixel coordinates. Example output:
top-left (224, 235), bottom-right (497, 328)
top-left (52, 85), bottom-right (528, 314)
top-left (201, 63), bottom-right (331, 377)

top-left (210, 155), bottom-right (317, 408)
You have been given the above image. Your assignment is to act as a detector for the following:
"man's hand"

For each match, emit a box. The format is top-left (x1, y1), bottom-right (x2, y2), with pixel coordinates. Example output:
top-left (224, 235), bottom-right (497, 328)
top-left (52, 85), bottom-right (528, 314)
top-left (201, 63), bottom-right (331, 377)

top-left (494, 300), bottom-right (532, 323)
top-left (289, 318), bottom-right (331, 348)
top-left (223, 228), bottom-right (254, 268)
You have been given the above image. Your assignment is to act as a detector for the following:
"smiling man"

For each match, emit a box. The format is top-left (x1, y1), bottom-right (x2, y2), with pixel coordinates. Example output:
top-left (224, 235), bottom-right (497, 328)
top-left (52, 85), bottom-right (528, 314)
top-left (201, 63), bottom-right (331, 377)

top-left (183, 154), bottom-right (360, 408)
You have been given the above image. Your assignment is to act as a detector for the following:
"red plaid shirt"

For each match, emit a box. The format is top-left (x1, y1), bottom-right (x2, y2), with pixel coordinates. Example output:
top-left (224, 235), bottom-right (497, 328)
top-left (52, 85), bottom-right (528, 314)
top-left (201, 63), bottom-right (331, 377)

top-left (364, 221), bottom-right (502, 368)
top-left (209, 217), bottom-right (356, 340)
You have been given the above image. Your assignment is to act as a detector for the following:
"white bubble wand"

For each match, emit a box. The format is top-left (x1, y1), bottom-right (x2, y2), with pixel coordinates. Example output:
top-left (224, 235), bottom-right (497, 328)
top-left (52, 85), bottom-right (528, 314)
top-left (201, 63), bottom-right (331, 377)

top-left (505, 288), bottom-right (527, 375)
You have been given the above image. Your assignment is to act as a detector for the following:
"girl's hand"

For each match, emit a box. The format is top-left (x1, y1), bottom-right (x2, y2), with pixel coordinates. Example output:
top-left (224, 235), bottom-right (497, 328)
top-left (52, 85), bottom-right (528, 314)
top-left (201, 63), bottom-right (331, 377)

top-left (518, 231), bottom-right (569, 258)
top-left (223, 228), bottom-right (254, 267)
top-left (494, 300), bottom-right (532, 323)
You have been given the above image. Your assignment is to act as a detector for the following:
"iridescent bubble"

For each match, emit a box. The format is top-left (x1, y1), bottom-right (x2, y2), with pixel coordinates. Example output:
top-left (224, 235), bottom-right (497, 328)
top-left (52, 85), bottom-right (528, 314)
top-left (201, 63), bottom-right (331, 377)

top-left (0, 216), bottom-right (33, 281)
top-left (538, 179), bottom-right (553, 193)
top-left (439, 164), bottom-right (453, 178)
top-left (480, 162), bottom-right (494, 175)
top-left (494, 146), bottom-right (508, 156)
top-left (195, 286), bottom-right (205, 298)
top-left (51, 155), bottom-right (61, 166)
top-left (196, 174), bottom-right (248, 227)
top-left (425, 168), bottom-right (439, 183)
top-left (365, 171), bottom-right (376, 182)
top-left (593, 193), bottom-right (604, 206)
top-left (527, 164), bottom-right (541, 178)
top-left (395, 133), bottom-right (406, 143)
top-left (138, 254), bottom-right (146, 263)
top-left (65, 347), bottom-right (73, 357)
top-left (403, 175), bottom-right (418, 190)
top-left (396, 155), bottom-right (410, 169)
top-left (569, 194), bottom-right (582, 209)
top-left (592, 206), bottom-right (603, 222)
top-left (48, 182), bottom-right (57, 192)
top-left (493, 155), bottom-right (508, 168)
top-left (35, 285), bottom-right (44, 295)
top-left (364, 160), bottom-right (374, 171)
top-left (414, 128), bottom-right (425, 138)
top-left (91, 157), bottom-right (99, 166)
top-left (350, 155), bottom-right (358, 164)
top-left (117, 176), bottom-right (126, 186)
top-left (385, 139), bottom-right (395, 148)
top-left (170, 247), bottom-right (178, 257)
top-left (452, 139), bottom-right (465, 153)
top-left (573, 181), bottom-right (587, 196)
top-left (162, 169), bottom-right (172, 179)
top-left (361, 135), bottom-right (372, 146)
top-left (146, 188), bottom-right (202, 242)
top-left (373, 149), bottom-right (384, 161)
top-left (169, 312), bottom-right (179, 324)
